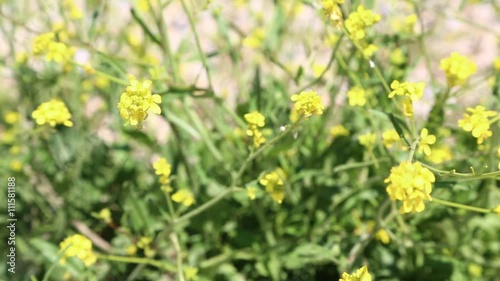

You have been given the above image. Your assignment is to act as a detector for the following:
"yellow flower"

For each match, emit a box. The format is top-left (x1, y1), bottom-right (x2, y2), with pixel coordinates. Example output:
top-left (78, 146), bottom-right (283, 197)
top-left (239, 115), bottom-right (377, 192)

top-left (98, 208), bottom-right (112, 224)
top-left (321, 0), bottom-right (344, 28)
top-left (10, 160), bottom-right (23, 172)
top-left (340, 265), bottom-right (372, 281)
top-left (117, 78), bottom-right (161, 126)
top-left (418, 128), bottom-right (436, 156)
top-left (382, 129), bottom-right (401, 149)
top-left (458, 106), bottom-right (497, 144)
top-left (244, 111), bottom-right (266, 148)
top-left (390, 48), bottom-right (406, 65)
top-left (359, 132), bottom-right (377, 149)
top-left (63, 0), bottom-right (83, 20)
top-left (385, 161), bottom-right (435, 214)
top-left (330, 125), bottom-right (349, 137)
top-left (291, 90), bottom-right (324, 118)
top-left (153, 157), bottom-right (172, 187)
top-left (402, 97), bottom-right (414, 117)
top-left (45, 42), bottom-right (76, 63)
top-left (171, 189), bottom-right (195, 206)
top-left (494, 58), bottom-right (500, 70)
top-left (375, 229), bottom-right (390, 244)
top-left (32, 32), bottom-right (55, 56)
top-left (136, 236), bottom-right (152, 249)
top-left (493, 205), bottom-right (500, 215)
top-left (4, 111), bottom-right (20, 124)
top-left (426, 146), bottom-right (452, 164)
top-left (403, 14), bottom-right (417, 33)
top-left (312, 63), bottom-right (327, 78)
top-left (247, 187), bottom-right (257, 200)
top-left (259, 168), bottom-right (286, 204)
top-left (362, 44), bottom-right (378, 58)
top-left (32, 99), bottom-right (73, 127)
top-left (243, 28), bottom-right (266, 49)
top-left (389, 80), bottom-right (425, 101)
top-left (345, 5), bottom-right (381, 41)
top-left (347, 87), bottom-right (366, 107)
top-left (184, 266), bottom-right (199, 281)
top-left (440, 52), bottom-right (477, 86)
top-left (59, 234), bottom-right (97, 267)
top-left (9, 145), bottom-right (21, 155)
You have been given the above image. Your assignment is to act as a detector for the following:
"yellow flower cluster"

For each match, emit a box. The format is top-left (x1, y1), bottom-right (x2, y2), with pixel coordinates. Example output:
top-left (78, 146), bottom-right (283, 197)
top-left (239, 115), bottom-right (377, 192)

top-left (440, 52), bottom-right (477, 86)
top-left (385, 161), bottom-right (435, 214)
top-left (330, 124), bottom-right (349, 137)
top-left (291, 90), bottom-right (324, 118)
top-left (345, 5), bottom-right (381, 41)
top-left (172, 189), bottom-right (195, 207)
top-left (153, 157), bottom-right (172, 192)
top-left (382, 129), bottom-right (403, 149)
top-left (418, 128), bottom-right (436, 156)
top-left (347, 87), bottom-right (367, 107)
top-left (32, 32), bottom-right (75, 63)
top-left (59, 234), bottom-right (97, 267)
top-left (259, 168), bottom-right (286, 204)
top-left (63, 0), bottom-right (84, 20)
top-left (321, 0), bottom-right (344, 28)
top-left (359, 132), bottom-right (377, 149)
top-left (243, 28), bottom-right (266, 49)
top-left (117, 79), bottom-right (162, 126)
top-left (32, 99), bottom-right (73, 127)
top-left (388, 80), bottom-right (425, 101)
top-left (339, 265), bottom-right (372, 281)
top-left (244, 111), bottom-right (266, 148)
top-left (458, 106), bottom-right (497, 144)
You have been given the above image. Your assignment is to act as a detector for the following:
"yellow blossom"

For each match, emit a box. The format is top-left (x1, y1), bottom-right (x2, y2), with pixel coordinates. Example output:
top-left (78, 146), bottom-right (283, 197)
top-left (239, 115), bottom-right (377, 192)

top-left (153, 157), bottom-right (172, 188)
top-left (59, 234), bottom-right (97, 267)
top-left (494, 58), bottom-right (500, 70)
top-left (385, 161), bottom-right (435, 214)
top-left (259, 168), bottom-right (286, 203)
top-left (244, 111), bottom-right (266, 148)
top-left (402, 98), bottom-right (414, 117)
top-left (362, 44), bottom-right (378, 58)
top-left (458, 106), bottom-right (497, 144)
top-left (184, 266), bottom-right (199, 281)
top-left (243, 28), bottom-right (266, 49)
top-left (247, 187), bottom-right (257, 200)
top-left (10, 145), bottom-right (21, 155)
top-left (389, 80), bottom-right (425, 101)
top-left (117, 78), bottom-right (161, 126)
top-left (347, 87), bottom-right (366, 106)
top-left (375, 229), bottom-right (390, 244)
top-left (426, 146), bottom-right (452, 164)
top-left (403, 14), bottom-right (417, 33)
top-left (171, 189), bottom-right (195, 206)
top-left (382, 129), bottom-right (401, 149)
top-left (32, 32), bottom-right (55, 56)
top-left (440, 52), bottom-right (477, 86)
top-left (330, 125), bottom-right (349, 137)
top-left (321, 0), bottom-right (344, 28)
top-left (390, 48), bottom-right (406, 65)
top-left (359, 132), bottom-right (377, 149)
top-left (344, 5), bottom-right (381, 41)
top-left (32, 99), bottom-right (73, 127)
top-left (339, 265), bottom-right (372, 281)
top-left (98, 208), bottom-right (112, 224)
top-left (10, 160), bottom-right (23, 172)
top-left (493, 205), bottom-right (500, 215)
top-left (63, 0), bottom-right (84, 20)
top-left (418, 128), bottom-right (436, 156)
top-left (291, 90), bottom-right (324, 117)
top-left (312, 63), bottom-right (327, 78)
top-left (4, 111), bottom-right (20, 124)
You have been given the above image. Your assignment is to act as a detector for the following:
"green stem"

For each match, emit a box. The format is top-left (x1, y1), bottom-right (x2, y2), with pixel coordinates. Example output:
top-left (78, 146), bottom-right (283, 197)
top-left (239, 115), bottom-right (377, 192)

top-left (408, 138), bottom-right (419, 162)
top-left (170, 233), bottom-right (186, 281)
top-left (96, 254), bottom-right (176, 272)
top-left (176, 187), bottom-right (237, 224)
top-left (432, 198), bottom-right (492, 213)
top-left (420, 162), bottom-right (500, 180)
top-left (93, 69), bottom-right (129, 85)
top-left (130, 8), bottom-right (162, 46)
top-left (154, 2), bottom-right (180, 83)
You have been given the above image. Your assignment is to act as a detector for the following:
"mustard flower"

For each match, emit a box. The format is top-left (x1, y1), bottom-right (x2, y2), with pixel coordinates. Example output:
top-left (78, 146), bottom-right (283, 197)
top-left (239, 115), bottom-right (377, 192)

top-left (359, 132), bottom-right (377, 149)
top-left (375, 229), bottom-right (390, 244)
top-left (59, 234), bottom-right (97, 267)
top-left (330, 124), bottom-right (349, 137)
top-left (153, 157), bottom-right (171, 187)
top-left (390, 48), bottom-right (406, 65)
top-left (388, 80), bottom-right (425, 102)
top-left (385, 161), bottom-right (435, 214)
top-left (117, 79), bottom-right (161, 126)
top-left (259, 168), bottom-right (286, 204)
top-left (382, 129), bottom-right (401, 149)
top-left (10, 160), bottom-right (23, 172)
top-left (291, 90), bottom-right (324, 118)
top-left (247, 187), bottom-right (257, 200)
top-left (32, 32), bottom-right (55, 56)
top-left (418, 128), bottom-right (436, 156)
top-left (362, 44), bottom-right (378, 58)
top-left (4, 111), bottom-right (20, 124)
top-left (321, 0), bottom-right (344, 28)
top-left (344, 5), bottom-right (381, 41)
top-left (339, 265), bottom-right (372, 281)
top-left (347, 87), bottom-right (367, 107)
top-left (171, 189), bottom-right (195, 206)
top-left (440, 52), bottom-right (477, 86)
top-left (458, 106), bottom-right (497, 144)
top-left (32, 99), bottom-right (73, 127)
top-left (402, 97), bottom-right (414, 117)
top-left (243, 28), bottom-right (266, 49)
top-left (98, 208), bottom-right (112, 224)
top-left (244, 111), bottom-right (266, 148)
top-left (45, 41), bottom-right (76, 63)
top-left (63, 0), bottom-right (84, 20)
top-left (426, 146), bottom-right (452, 164)
top-left (184, 266), bottom-right (199, 281)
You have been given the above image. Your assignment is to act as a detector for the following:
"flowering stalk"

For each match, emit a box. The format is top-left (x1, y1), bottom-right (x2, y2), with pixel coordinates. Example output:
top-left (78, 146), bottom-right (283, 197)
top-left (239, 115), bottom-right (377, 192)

top-left (431, 198), bottom-right (492, 214)
top-left (96, 254), bottom-right (176, 272)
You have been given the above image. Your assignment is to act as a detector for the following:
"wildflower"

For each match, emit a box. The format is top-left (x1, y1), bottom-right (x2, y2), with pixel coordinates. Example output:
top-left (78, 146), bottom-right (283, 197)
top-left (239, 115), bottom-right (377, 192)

top-left (15, 51), bottom-right (28, 64)
top-left (403, 14), bottom-right (417, 33)
top-left (117, 78), bottom-right (161, 126)
top-left (243, 28), bottom-right (266, 49)
top-left (382, 129), bottom-right (401, 149)
top-left (347, 87), bottom-right (367, 106)
top-left (362, 44), bottom-right (378, 58)
top-left (246, 187), bottom-right (258, 200)
top-left (32, 32), bottom-right (55, 56)
top-left (32, 99), bottom-right (73, 127)
top-left (402, 98), bottom-right (413, 117)
top-left (244, 111), bottom-right (266, 148)
top-left (321, 0), bottom-right (344, 28)
top-left (10, 160), bottom-right (23, 172)
top-left (390, 48), bottom-right (406, 65)
top-left (359, 132), bottom-right (377, 149)
top-left (4, 111), bottom-right (20, 124)
top-left (153, 157), bottom-right (171, 186)
top-left (184, 266), bottom-right (199, 281)
top-left (63, 0), bottom-right (84, 20)
top-left (375, 229), bottom-right (390, 244)
top-left (344, 5), bottom-right (381, 41)
top-left (388, 80), bottom-right (425, 101)
top-left (83, 63), bottom-right (95, 75)
top-left (418, 128), bottom-right (436, 156)
top-left (98, 208), bottom-right (112, 224)
top-left (339, 265), bottom-right (372, 281)
top-left (291, 90), bottom-right (324, 117)
top-left (458, 106), bottom-right (497, 144)
top-left (45, 41), bottom-right (76, 63)
top-left (171, 189), bottom-right (195, 206)
top-left (494, 58), bottom-right (500, 70)
top-left (440, 52), bottom-right (477, 86)
top-left (59, 234), bottom-right (97, 267)
top-left (468, 264), bottom-right (483, 278)
top-left (330, 125), bottom-right (349, 137)
top-left (493, 205), bottom-right (500, 215)
top-left (426, 146), bottom-right (452, 164)
top-left (312, 63), bottom-right (327, 78)
top-left (259, 168), bottom-right (286, 203)
top-left (385, 161), bottom-right (435, 214)
top-left (9, 146), bottom-right (21, 155)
